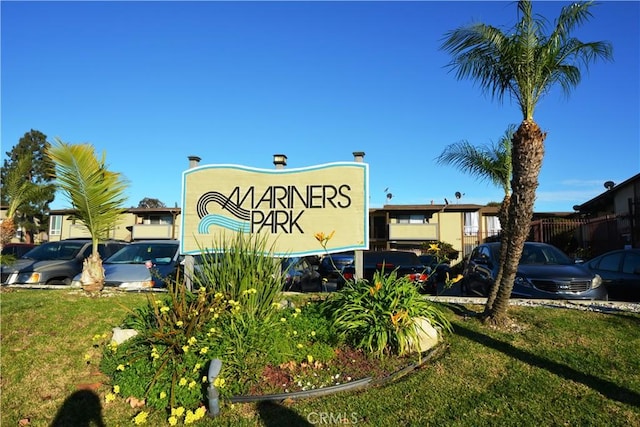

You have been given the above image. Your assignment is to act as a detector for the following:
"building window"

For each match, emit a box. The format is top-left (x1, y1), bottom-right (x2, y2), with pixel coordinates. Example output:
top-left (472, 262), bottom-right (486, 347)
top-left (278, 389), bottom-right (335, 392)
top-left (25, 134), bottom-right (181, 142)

top-left (486, 216), bottom-right (502, 236)
top-left (397, 214), bottom-right (425, 224)
top-left (50, 215), bottom-right (62, 236)
top-left (464, 212), bottom-right (479, 235)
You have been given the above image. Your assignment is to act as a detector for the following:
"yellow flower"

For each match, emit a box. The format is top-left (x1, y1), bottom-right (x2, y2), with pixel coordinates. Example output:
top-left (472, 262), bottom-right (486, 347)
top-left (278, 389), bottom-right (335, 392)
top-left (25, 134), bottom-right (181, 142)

top-left (116, 364), bottom-right (125, 371)
top-left (113, 385), bottom-right (120, 394)
top-left (188, 336), bottom-right (197, 345)
top-left (297, 343), bottom-right (304, 349)
top-left (195, 406), bottom-right (207, 419)
top-left (428, 243), bottom-right (440, 252)
top-left (199, 347), bottom-right (209, 355)
top-left (171, 407), bottom-right (185, 417)
top-left (84, 353), bottom-right (91, 361)
top-left (179, 377), bottom-right (187, 386)
top-left (184, 410), bottom-right (196, 425)
top-left (307, 355), bottom-right (314, 363)
top-left (182, 345), bottom-right (190, 353)
top-left (160, 306), bottom-right (170, 313)
top-left (168, 416), bottom-right (178, 426)
top-left (202, 375), bottom-right (208, 383)
top-left (192, 363), bottom-right (201, 372)
top-left (188, 380), bottom-right (197, 389)
top-left (175, 321), bottom-right (184, 327)
top-left (448, 273), bottom-right (464, 284)
top-left (160, 391), bottom-right (167, 399)
top-left (133, 411), bottom-right (148, 425)
top-left (213, 377), bottom-right (226, 388)
top-left (105, 392), bottom-right (115, 403)
top-left (310, 331), bottom-right (316, 337)
top-left (280, 317), bottom-right (287, 322)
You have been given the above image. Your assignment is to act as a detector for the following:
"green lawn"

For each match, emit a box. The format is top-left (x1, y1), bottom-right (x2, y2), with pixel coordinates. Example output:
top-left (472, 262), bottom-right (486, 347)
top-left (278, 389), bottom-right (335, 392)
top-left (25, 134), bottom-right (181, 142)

top-left (1, 289), bottom-right (639, 426)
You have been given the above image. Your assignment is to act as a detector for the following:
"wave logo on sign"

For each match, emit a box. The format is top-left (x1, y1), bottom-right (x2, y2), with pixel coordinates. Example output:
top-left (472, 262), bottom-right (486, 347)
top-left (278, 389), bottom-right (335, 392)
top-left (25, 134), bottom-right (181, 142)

top-left (196, 191), bottom-right (251, 233)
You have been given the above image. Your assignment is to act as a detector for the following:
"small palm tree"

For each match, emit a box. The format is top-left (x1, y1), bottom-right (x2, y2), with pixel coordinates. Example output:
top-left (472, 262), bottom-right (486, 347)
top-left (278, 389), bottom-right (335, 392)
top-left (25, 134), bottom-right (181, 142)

top-left (47, 139), bottom-right (129, 292)
top-left (435, 125), bottom-right (514, 310)
top-left (0, 154), bottom-right (55, 250)
top-left (441, 0), bottom-right (612, 324)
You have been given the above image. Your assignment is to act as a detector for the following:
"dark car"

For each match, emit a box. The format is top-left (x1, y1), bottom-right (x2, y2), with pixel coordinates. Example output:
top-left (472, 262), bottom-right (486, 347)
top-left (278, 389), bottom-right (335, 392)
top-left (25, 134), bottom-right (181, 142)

top-left (337, 250), bottom-right (428, 290)
top-left (318, 251), bottom-right (354, 281)
top-left (72, 240), bottom-right (181, 291)
top-left (282, 257), bottom-right (322, 292)
top-left (1, 243), bottom-right (36, 259)
top-left (1, 239), bottom-right (127, 287)
top-left (418, 254), bottom-right (455, 295)
top-left (584, 248), bottom-right (640, 302)
top-left (462, 242), bottom-right (607, 300)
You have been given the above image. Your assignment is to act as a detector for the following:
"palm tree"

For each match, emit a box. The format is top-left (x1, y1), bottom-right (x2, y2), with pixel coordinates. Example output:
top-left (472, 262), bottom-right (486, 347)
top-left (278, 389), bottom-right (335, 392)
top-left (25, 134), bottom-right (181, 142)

top-left (47, 139), bottom-right (129, 292)
top-left (441, 0), bottom-right (612, 325)
top-left (435, 125), bottom-right (514, 312)
top-left (0, 154), bottom-right (55, 250)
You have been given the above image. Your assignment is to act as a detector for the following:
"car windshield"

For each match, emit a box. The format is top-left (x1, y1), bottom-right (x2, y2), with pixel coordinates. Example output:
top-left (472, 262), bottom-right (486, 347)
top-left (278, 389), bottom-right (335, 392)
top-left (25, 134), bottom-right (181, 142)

top-left (519, 244), bottom-right (574, 265)
top-left (106, 243), bottom-right (178, 265)
top-left (22, 241), bottom-right (84, 261)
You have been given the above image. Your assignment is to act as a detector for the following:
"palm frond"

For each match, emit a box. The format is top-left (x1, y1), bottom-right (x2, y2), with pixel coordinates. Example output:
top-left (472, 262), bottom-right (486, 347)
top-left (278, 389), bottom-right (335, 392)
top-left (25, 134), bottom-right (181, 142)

top-left (441, 0), bottom-right (613, 121)
top-left (47, 138), bottom-right (129, 242)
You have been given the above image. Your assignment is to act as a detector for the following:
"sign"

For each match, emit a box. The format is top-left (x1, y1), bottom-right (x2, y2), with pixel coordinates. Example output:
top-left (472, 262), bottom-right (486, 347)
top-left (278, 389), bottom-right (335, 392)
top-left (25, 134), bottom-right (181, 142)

top-left (180, 162), bottom-right (369, 257)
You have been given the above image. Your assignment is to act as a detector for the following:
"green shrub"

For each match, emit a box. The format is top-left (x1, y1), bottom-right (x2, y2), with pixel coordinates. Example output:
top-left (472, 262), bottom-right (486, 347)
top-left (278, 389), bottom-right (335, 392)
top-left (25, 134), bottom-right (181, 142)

top-left (321, 269), bottom-right (452, 358)
top-left (101, 232), bottom-right (341, 411)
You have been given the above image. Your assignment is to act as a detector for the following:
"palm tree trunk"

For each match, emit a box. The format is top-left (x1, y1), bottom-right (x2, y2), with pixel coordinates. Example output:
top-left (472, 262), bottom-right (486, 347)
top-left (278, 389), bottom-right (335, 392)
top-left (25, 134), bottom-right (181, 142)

top-left (486, 119), bottom-right (546, 326)
top-left (80, 253), bottom-right (105, 293)
top-left (484, 194), bottom-right (510, 314)
top-left (0, 217), bottom-right (16, 251)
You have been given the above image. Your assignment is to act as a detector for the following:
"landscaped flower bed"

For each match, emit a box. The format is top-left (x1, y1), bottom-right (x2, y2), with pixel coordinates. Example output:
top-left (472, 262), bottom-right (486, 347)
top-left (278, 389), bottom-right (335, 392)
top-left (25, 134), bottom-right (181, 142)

top-left (98, 233), bottom-right (452, 424)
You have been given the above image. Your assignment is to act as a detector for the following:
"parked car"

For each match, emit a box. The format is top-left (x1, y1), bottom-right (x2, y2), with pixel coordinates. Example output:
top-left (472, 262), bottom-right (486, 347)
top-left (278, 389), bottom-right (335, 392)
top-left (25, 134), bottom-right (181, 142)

top-left (1, 239), bottom-right (127, 287)
top-left (584, 248), bottom-right (640, 302)
top-left (418, 254), bottom-right (455, 295)
top-left (1, 243), bottom-right (36, 259)
top-left (337, 250), bottom-right (428, 290)
top-left (72, 240), bottom-right (181, 291)
top-left (318, 251), bottom-right (354, 281)
top-left (282, 256), bottom-right (322, 292)
top-left (462, 242), bottom-right (607, 300)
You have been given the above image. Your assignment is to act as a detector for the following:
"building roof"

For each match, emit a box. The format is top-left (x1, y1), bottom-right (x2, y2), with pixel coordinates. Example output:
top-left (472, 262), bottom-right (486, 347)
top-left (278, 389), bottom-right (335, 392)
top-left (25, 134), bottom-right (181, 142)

top-left (575, 173), bottom-right (640, 214)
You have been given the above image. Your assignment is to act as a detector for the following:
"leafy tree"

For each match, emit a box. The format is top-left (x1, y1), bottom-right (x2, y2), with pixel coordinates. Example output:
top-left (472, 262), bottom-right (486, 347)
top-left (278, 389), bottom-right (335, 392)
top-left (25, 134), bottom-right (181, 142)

top-left (435, 125), bottom-right (514, 312)
top-left (138, 197), bottom-right (166, 208)
top-left (1, 130), bottom-right (56, 243)
top-left (441, 0), bottom-right (612, 325)
top-left (46, 139), bottom-right (129, 292)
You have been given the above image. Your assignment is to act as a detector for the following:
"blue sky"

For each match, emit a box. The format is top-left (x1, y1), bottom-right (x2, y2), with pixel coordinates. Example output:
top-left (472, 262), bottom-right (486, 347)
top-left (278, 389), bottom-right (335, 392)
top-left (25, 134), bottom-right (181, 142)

top-left (2, 1), bottom-right (638, 212)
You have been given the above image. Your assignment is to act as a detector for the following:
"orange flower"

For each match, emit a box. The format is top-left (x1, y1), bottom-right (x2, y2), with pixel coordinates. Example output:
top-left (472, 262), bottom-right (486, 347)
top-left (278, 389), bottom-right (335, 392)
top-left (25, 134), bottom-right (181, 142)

top-left (368, 282), bottom-right (382, 296)
top-left (314, 230), bottom-right (336, 247)
top-left (390, 310), bottom-right (408, 327)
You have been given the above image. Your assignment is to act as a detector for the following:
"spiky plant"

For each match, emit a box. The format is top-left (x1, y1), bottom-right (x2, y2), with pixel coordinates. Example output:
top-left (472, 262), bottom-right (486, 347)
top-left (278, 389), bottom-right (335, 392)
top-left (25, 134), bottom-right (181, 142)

top-left (46, 139), bottom-right (129, 292)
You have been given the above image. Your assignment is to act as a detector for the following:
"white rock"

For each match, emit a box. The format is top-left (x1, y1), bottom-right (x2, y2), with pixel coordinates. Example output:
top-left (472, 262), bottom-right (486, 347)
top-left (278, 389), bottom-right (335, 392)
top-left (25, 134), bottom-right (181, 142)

top-left (406, 317), bottom-right (440, 353)
top-left (112, 327), bottom-right (138, 344)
